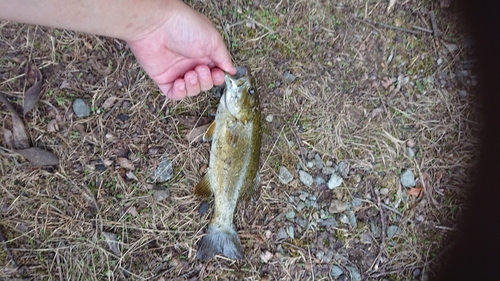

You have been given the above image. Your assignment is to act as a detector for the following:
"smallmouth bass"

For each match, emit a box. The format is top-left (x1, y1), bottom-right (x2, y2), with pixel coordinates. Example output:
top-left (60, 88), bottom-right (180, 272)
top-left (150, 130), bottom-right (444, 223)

top-left (194, 66), bottom-right (261, 260)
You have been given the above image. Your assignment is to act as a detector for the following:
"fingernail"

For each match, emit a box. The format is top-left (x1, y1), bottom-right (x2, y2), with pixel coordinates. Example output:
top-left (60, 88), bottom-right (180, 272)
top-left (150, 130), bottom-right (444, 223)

top-left (198, 68), bottom-right (209, 79)
top-left (178, 82), bottom-right (185, 91)
top-left (190, 76), bottom-right (198, 85)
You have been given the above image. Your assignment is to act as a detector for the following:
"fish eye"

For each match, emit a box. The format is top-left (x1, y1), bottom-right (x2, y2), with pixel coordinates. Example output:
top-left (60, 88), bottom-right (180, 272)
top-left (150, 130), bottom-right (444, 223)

top-left (249, 88), bottom-right (255, 95)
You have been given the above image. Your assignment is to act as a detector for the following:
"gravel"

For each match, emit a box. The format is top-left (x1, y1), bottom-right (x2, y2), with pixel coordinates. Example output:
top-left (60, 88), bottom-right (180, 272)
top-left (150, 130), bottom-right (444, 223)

top-left (152, 186), bottom-right (170, 201)
top-left (299, 170), bottom-right (314, 186)
top-left (329, 200), bottom-right (347, 213)
top-left (330, 265), bottom-right (344, 277)
top-left (279, 166), bottom-right (294, 184)
top-left (327, 173), bottom-right (343, 189)
top-left (400, 169), bottom-right (416, 187)
top-left (153, 158), bottom-right (174, 183)
top-left (72, 98), bottom-right (91, 118)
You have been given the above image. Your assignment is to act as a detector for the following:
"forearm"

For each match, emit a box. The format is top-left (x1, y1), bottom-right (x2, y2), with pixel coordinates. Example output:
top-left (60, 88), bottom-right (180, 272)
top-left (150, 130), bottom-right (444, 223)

top-left (0, 0), bottom-right (179, 41)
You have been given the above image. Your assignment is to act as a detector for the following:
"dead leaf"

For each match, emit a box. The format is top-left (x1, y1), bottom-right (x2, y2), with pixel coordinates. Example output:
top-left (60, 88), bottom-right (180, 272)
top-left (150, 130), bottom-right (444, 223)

top-left (407, 187), bottom-right (423, 198)
top-left (47, 119), bottom-right (59, 133)
top-left (178, 116), bottom-right (213, 127)
top-left (370, 107), bottom-right (384, 118)
top-left (23, 64), bottom-right (43, 116)
top-left (381, 77), bottom-right (394, 89)
top-left (260, 251), bottom-right (273, 263)
top-left (2, 128), bottom-right (13, 148)
top-left (102, 96), bottom-right (118, 110)
top-left (126, 206), bottom-right (138, 217)
top-left (184, 123), bottom-right (211, 143)
top-left (0, 92), bottom-right (30, 149)
top-left (126, 171), bottom-right (138, 181)
top-left (16, 147), bottom-right (59, 166)
top-left (102, 232), bottom-right (121, 256)
top-left (116, 157), bottom-right (134, 170)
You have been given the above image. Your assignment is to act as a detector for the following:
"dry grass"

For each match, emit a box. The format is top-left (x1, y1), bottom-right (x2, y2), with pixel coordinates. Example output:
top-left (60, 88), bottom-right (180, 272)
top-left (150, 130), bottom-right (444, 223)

top-left (0, 0), bottom-right (477, 280)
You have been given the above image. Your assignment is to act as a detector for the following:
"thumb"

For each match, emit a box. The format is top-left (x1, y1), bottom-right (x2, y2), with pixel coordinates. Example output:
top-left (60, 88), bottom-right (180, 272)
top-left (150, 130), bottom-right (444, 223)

top-left (210, 37), bottom-right (237, 75)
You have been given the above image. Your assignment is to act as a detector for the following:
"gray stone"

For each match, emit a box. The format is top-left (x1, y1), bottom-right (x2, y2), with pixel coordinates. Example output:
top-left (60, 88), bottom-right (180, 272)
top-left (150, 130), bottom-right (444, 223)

top-left (407, 147), bottom-right (415, 158)
top-left (276, 227), bottom-right (287, 241)
top-left (346, 265), bottom-right (362, 281)
top-left (316, 250), bottom-right (325, 260)
top-left (286, 225), bottom-right (295, 239)
top-left (325, 160), bottom-right (333, 167)
top-left (299, 170), bottom-right (314, 186)
top-left (327, 173), bottom-right (343, 189)
top-left (380, 188), bottom-right (390, 196)
top-left (322, 167), bottom-right (336, 175)
top-left (400, 169), bottom-right (416, 187)
top-left (387, 225), bottom-right (401, 238)
top-left (265, 114), bottom-right (274, 122)
top-left (314, 153), bottom-right (324, 169)
top-left (347, 210), bottom-right (357, 228)
top-left (296, 218), bottom-right (307, 228)
top-left (329, 200), bottom-right (347, 213)
top-left (330, 265), bottom-right (343, 278)
top-left (296, 201), bottom-right (306, 211)
top-left (323, 250), bottom-right (334, 263)
top-left (316, 176), bottom-right (326, 186)
top-left (286, 210), bottom-right (296, 220)
top-left (351, 197), bottom-right (362, 208)
top-left (299, 193), bottom-right (308, 201)
top-left (198, 202), bottom-right (209, 215)
top-left (458, 90), bottom-right (467, 99)
top-left (321, 218), bottom-right (337, 228)
top-left (279, 166), bottom-right (294, 184)
top-left (337, 161), bottom-right (349, 178)
top-left (72, 98), bottom-right (91, 118)
top-left (339, 214), bottom-right (349, 224)
top-left (283, 71), bottom-right (296, 82)
top-left (360, 232), bottom-right (372, 244)
top-left (370, 221), bottom-right (381, 238)
top-left (153, 158), bottom-right (174, 183)
top-left (152, 186), bottom-right (170, 201)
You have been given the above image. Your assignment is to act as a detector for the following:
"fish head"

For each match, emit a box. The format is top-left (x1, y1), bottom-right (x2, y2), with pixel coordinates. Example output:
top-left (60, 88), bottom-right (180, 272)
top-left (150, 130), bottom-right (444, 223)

top-left (224, 66), bottom-right (259, 123)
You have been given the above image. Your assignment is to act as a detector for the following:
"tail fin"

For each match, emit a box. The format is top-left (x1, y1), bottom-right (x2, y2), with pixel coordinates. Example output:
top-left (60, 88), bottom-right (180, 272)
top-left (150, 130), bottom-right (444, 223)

top-left (196, 224), bottom-right (244, 260)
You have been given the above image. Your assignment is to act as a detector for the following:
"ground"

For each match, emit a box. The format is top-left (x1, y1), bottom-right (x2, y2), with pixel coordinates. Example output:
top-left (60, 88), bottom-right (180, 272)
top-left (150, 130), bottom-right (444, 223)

top-left (0, 0), bottom-right (477, 280)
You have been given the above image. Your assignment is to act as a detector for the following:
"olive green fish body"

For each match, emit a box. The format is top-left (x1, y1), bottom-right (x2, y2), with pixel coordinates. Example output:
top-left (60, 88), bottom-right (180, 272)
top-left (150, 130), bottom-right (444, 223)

top-left (195, 67), bottom-right (261, 260)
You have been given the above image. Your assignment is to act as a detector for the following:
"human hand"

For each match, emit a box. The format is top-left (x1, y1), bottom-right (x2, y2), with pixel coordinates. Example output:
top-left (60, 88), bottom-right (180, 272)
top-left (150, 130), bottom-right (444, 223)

top-left (127, 1), bottom-right (236, 100)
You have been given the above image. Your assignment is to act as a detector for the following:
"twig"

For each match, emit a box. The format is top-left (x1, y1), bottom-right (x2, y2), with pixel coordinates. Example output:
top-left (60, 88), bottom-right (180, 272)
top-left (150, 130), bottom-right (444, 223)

top-left (0, 227), bottom-right (19, 268)
top-left (412, 25), bottom-right (433, 33)
top-left (368, 186), bottom-right (386, 273)
top-left (429, 11), bottom-right (441, 37)
top-left (55, 243), bottom-right (64, 281)
top-left (356, 18), bottom-right (420, 35)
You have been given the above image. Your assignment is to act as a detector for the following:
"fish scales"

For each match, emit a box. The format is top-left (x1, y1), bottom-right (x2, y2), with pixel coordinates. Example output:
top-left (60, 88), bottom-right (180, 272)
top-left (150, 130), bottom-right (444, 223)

top-left (194, 66), bottom-right (261, 260)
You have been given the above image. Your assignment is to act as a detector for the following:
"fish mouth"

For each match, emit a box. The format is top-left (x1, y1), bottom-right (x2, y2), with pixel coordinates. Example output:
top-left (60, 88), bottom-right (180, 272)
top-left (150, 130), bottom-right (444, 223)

top-left (224, 66), bottom-right (251, 95)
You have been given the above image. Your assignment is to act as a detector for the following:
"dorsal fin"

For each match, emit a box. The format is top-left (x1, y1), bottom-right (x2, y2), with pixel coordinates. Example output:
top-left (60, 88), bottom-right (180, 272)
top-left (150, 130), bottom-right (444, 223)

top-left (194, 174), bottom-right (212, 198)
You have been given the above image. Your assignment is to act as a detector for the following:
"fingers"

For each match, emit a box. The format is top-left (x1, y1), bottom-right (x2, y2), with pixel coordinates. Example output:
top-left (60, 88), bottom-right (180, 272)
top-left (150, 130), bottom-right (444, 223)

top-left (159, 66), bottom-right (221, 99)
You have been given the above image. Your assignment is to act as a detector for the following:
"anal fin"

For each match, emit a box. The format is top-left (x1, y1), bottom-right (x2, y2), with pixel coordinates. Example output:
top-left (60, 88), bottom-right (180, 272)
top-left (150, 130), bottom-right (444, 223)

top-left (194, 174), bottom-right (213, 198)
top-left (203, 121), bottom-right (216, 142)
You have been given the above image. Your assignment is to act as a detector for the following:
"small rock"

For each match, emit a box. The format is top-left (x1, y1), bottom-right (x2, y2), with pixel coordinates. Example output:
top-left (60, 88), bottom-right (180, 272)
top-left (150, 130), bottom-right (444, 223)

top-left (360, 232), bottom-right (372, 244)
top-left (198, 202), bottom-right (209, 215)
top-left (286, 210), bottom-right (296, 220)
top-left (117, 114), bottom-right (129, 121)
top-left (380, 188), bottom-right (390, 196)
top-left (296, 218), bottom-right (307, 228)
top-left (265, 114), bottom-right (274, 122)
top-left (338, 276), bottom-right (348, 281)
top-left (407, 147), bottom-right (415, 158)
top-left (323, 250), bottom-right (334, 263)
top-left (325, 160), bottom-right (333, 167)
top-left (346, 265), bottom-right (362, 281)
top-left (347, 210), bottom-right (357, 228)
top-left (322, 167), bottom-right (336, 175)
top-left (339, 214), bottom-right (349, 224)
top-left (316, 176), bottom-right (326, 186)
top-left (371, 221), bottom-right (381, 238)
top-left (337, 161), bottom-right (349, 178)
top-left (276, 228), bottom-right (288, 241)
top-left (327, 173), bottom-right (343, 189)
top-left (286, 225), bottom-right (295, 239)
top-left (283, 71), bottom-right (296, 82)
top-left (316, 251), bottom-right (325, 260)
top-left (387, 225), bottom-right (401, 238)
top-left (351, 197), bottom-right (362, 209)
top-left (329, 200), bottom-right (347, 213)
top-left (400, 169), bottom-right (416, 187)
top-left (314, 154), bottom-right (324, 169)
top-left (152, 186), bottom-right (170, 201)
top-left (296, 201), bottom-right (306, 211)
top-left (299, 170), bottom-right (314, 186)
top-left (321, 218), bottom-right (338, 228)
top-left (407, 138), bottom-right (416, 147)
top-left (72, 98), bottom-right (91, 118)
top-left (279, 166), bottom-right (294, 184)
top-left (153, 158), bottom-right (174, 183)
top-left (458, 90), bottom-right (467, 99)
top-left (330, 265), bottom-right (343, 277)
top-left (305, 161), bottom-right (313, 168)
top-left (299, 193), bottom-right (308, 201)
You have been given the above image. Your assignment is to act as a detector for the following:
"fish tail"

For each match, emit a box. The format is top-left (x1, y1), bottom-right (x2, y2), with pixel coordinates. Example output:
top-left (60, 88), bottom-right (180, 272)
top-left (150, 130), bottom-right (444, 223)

top-left (196, 224), bottom-right (244, 260)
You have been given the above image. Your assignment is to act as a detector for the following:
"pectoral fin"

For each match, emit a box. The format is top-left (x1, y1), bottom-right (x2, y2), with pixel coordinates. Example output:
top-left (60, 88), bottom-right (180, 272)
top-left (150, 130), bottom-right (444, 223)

top-left (203, 122), bottom-right (216, 142)
top-left (239, 173), bottom-right (261, 205)
top-left (194, 174), bottom-right (213, 198)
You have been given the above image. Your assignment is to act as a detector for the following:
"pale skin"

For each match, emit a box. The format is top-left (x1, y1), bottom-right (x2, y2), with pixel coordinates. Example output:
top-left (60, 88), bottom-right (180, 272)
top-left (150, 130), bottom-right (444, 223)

top-left (0, 0), bottom-right (237, 100)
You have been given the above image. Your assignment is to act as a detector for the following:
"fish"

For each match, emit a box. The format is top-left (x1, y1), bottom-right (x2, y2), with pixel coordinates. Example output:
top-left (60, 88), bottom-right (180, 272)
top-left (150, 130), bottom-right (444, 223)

top-left (194, 66), bottom-right (261, 260)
